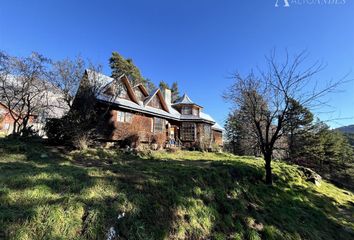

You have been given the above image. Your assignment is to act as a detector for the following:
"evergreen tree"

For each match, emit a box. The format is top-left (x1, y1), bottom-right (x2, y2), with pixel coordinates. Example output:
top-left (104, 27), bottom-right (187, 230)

top-left (284, 98), bottom-right (314, 158)
top-left (159, 81), bottom-right (169, 90)
top-left (145, 78), bottom-right (156, 93)
top-left (171, 82), bottom-right (180, 102)
top-left (109, 52), bottom-right (145, 86)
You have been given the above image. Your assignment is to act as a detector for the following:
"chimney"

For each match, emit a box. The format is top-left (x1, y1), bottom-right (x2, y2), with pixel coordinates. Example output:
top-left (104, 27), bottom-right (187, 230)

top-left (162, 88), bottom-right (172, 107)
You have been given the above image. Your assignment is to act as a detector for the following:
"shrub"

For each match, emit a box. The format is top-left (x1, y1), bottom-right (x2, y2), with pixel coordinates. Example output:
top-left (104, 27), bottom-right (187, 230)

top-left (73, 133), bottom-right (93, 150)
top-left (120, 133), bottom-right (140, 149)
top-left (151, 133), bottom-right (166, 149)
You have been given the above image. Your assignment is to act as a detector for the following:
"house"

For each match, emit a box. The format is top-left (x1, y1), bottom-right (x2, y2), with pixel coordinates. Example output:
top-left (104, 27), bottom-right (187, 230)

top-left (0, 102), bottom-right (19, 135)
top-left (82, 70), bottom-right (223, 148)
top-left (0, 75), bottom-right (69, 136)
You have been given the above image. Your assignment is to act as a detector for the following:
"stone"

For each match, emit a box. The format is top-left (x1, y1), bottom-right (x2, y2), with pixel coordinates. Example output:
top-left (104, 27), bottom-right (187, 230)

top-left (298, 166), bottom-right (322, 186)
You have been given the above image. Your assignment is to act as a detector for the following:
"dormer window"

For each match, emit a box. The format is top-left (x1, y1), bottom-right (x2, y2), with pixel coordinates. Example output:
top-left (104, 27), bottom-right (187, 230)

top-left (181, 106), bottom-right (192, 115)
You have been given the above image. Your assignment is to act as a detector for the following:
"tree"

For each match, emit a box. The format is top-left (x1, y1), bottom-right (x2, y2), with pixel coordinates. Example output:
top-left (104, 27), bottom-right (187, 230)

top-left (45, 66), bottom-right (107, 146)
top-left (225, 110), bottom-right (260, 156)
top-left (109, 52), bottom-right (145, 86)
top-left (224, 50), bottom-right (346, 185)
top-left (51, 56), bottom-right (86, 109)
top-left (171, 82), bottom-right (180, 102)
top-left (0, 51), bottom-right (52, 135)
top-left (159, 81), bottom-right (181, 102)
top-left (284, 98), bottom-right (314, 158)
top-left (159, 81), bottom-right (169, 90)
top-left (145, 78), bottom-right (156, 93)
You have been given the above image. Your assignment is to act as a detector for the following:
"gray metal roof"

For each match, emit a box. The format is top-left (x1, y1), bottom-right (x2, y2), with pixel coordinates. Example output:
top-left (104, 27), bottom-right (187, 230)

top-left (212, 122), bottom-right (224, 131)
top-left (174, 93), bottom-right (194, 104)
top-left (88, 71), bottom-right (221, 126)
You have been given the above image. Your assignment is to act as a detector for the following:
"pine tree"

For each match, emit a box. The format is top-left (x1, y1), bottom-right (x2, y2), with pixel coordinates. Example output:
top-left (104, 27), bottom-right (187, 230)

top-left (159, 81), bottom-right (169, 90)
top-left (171, 82), bottom-right (180, 102)
top-left (109, 52), bottom-right (145, 86)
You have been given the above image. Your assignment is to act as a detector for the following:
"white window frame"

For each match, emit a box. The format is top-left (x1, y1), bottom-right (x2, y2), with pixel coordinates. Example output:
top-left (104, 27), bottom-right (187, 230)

top-left (125, 112), bottom-right (133, 123)
top-left (117, 111), bottom-right (125, 122)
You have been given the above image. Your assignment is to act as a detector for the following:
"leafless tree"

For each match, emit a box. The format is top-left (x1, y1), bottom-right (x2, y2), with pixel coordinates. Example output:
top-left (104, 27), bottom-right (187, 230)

top-left (51, 56), bottom-right (86, 109)
top-left (224, 50), bottom-right (348, 185)
top-left (0, 51), bottom-right (52, 135)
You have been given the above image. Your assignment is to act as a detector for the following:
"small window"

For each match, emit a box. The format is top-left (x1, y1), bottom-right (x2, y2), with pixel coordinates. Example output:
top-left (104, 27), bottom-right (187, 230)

top-left (182, 106), bottom-right (192, 115)
top-left (154, 117), bottom-right (165, 133)
top-left (117, 111), bottom-right (125, 122)
top-left (3, 123), bottom-right (10, 130)
top-left (125, 112), bottom-right (133, 123)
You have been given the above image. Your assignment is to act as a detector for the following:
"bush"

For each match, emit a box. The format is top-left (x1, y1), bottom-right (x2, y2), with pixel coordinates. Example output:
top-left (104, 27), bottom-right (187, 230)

top-left (44, 118), bottom-right (68, 144)
top-left (151, 133), bottom-right (166, 149)
top-left (73, 133), bottom-right (93, 150)
top-left (120, 133), bottom-right (140, 149)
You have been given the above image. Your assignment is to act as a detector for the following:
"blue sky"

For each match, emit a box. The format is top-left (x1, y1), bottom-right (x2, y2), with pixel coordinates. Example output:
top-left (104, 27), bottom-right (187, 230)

top-left (1, 0), bottom-right (353, 128)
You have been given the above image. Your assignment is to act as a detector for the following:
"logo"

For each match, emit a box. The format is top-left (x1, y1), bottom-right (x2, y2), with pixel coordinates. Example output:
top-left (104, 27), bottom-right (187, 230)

top-left (275, 0), bottom-right (347, 7)
top-left (275, 0), bottom-right (290, 7)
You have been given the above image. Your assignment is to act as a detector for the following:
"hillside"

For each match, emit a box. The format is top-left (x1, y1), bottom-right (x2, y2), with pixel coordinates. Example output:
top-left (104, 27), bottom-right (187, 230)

top-left (335, 124), bottom-right (354, 134)
top-left (0, 138), bottom-right (353, 240)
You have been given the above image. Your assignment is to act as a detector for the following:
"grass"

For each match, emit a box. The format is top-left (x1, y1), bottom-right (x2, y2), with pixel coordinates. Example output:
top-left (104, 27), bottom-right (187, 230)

top-left (0, 138), bottom-right (353, 240)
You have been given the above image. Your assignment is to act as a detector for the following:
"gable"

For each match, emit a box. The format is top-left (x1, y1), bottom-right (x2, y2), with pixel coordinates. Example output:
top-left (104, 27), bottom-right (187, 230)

top-left (147, 95), bottom-right (163, 109)
top-left (144, 89), bottom-right (170, 112)
top-left (134, 86), bottom-right (148, 102)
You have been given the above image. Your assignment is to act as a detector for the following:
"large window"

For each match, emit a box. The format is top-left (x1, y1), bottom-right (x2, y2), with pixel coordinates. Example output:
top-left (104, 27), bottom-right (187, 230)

top-left (154, 117), bottom-right (165, 133)
top-left (181, 122), bottom-right (196, 141)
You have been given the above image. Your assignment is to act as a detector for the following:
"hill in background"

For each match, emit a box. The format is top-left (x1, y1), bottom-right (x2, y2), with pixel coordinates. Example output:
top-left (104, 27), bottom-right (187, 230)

top-left (335, 124), bottom-right (354, 134)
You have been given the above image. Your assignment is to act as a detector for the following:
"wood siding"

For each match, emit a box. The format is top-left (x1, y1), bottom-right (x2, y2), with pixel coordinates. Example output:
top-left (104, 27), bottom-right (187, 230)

top-left (212, 130), bottom-right (223, 146)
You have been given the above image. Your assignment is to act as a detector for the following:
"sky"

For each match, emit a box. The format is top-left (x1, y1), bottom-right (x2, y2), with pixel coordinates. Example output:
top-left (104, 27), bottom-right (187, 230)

top-left (1, 0), bottom-right (353, 128)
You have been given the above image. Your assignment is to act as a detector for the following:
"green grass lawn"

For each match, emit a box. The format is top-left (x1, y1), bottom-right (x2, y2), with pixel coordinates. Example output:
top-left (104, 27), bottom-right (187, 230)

top-left (0, 138), bottom-right (353, 240)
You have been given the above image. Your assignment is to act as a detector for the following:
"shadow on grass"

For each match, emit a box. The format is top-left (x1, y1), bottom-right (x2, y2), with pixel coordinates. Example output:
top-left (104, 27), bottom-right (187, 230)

top-left (0, 138), bottom-right (353, 239)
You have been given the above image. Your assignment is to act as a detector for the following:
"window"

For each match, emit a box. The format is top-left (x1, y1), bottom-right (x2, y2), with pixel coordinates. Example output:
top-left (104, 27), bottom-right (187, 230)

top-left (192, 108), bottom-right (199, 116)
top-left (117, 111), bottom-right (125, 122)
top-left (3, 123), bottom-right (10, 130)
top-left (125, 112), bottom-right (133, 123)
top-left (181, 106), bottom-right (192, 115)
top-left (154, 117), bottom-right (165, 133)
top-left (181, 122), bottom-right (195, 141)
top-left (117, 111), bottom-right (134, 123)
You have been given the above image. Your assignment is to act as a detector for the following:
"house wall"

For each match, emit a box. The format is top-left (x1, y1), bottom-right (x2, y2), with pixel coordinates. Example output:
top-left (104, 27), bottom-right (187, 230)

top-left (0, 104), bottom-right (15, 134)
top-left (111, 110), bottom-right (152, 141)
top-left (98, 108), bottom-right (169, 144)
top-left (95, 104), bottom-right (222, 149)
top-left (212, 130), bottom-right (223, 146)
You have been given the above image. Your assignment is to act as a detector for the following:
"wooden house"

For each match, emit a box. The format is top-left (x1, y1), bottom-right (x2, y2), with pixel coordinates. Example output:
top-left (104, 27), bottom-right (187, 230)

top-left (81, 70), bottom-right (223, 148)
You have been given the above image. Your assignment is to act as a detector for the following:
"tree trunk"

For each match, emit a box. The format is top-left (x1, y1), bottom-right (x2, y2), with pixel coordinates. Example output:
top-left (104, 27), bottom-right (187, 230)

top-left (265, 153), bottom-right (273, 185)
top-left (12, 121), bottom-right (17, 135)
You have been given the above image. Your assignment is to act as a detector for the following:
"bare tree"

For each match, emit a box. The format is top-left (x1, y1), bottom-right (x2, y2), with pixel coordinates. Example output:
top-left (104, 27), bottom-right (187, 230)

top-left (224, 50), bottom-right (347, 185)
top-left (0, 51), bottom-right (52, 135)
top-left (51, 56), bottom-right (85, 109)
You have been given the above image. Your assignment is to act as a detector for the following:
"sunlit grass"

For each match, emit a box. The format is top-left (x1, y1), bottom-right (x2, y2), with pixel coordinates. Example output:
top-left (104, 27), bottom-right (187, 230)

top-left (0, 138), bottom-right (353, 239)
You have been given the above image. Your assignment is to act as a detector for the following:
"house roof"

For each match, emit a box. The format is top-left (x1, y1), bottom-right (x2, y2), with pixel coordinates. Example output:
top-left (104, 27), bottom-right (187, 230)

top-left (173, 93), bottom-right (203, 108)
top-left (212, 122), bottom-right (224, 131)
top-left (174, 93), bottom-right (194, 104)
top-left (133, 84), bottom-right (149, 97)
top-left (87, 71), bottom-right (221, 125)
